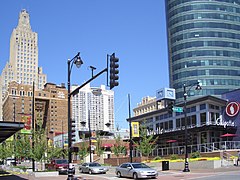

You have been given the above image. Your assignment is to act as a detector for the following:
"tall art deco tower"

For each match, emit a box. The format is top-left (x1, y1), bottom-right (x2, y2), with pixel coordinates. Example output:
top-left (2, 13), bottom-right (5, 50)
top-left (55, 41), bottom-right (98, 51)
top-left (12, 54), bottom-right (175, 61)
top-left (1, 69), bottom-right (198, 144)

top-left (165, 0), bottom-right (240, 101)
top-left (0, 9), bottom-right (47, 120)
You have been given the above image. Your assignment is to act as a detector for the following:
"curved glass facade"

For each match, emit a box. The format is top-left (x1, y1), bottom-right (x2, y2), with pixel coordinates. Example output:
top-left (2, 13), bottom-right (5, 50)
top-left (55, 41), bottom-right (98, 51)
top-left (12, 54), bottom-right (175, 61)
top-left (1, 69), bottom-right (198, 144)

top-left (165, 0), bottom-right (240, 101)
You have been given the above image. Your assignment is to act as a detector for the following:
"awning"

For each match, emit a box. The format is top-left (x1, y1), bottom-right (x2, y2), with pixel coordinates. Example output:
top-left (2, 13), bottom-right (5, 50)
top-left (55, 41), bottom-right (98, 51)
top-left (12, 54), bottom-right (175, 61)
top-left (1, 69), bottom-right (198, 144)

top-left (166, 139), bottom-right (177, 143)
top-left (102, 144), bottom-right (113, 148)
top-left (0, 121), bottom-right (25, 143)
top-left (220, 133), bottom-right (238, 137)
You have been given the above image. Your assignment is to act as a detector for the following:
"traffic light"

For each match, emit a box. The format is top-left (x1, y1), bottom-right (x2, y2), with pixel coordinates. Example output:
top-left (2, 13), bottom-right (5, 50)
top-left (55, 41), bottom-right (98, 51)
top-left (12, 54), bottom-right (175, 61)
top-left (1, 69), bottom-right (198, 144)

top-left (109, 53), bottom-right (119, 89)
top-left (167, 101), bottom-right (174, 113)
top-left (71, 119), bottom-right (76, 142)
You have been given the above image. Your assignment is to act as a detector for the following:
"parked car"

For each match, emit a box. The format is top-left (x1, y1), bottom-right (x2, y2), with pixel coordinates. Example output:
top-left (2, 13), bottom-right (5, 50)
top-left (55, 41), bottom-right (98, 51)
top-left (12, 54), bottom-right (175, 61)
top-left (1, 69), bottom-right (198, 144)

top-left (45, 159), bottom-right (75, 174)
top-left (79, 162), bottom-right (109, 174)
top-left (115, 162), bottom-right (158, 179)
top-left (5, 158), bottom-right (15, 166)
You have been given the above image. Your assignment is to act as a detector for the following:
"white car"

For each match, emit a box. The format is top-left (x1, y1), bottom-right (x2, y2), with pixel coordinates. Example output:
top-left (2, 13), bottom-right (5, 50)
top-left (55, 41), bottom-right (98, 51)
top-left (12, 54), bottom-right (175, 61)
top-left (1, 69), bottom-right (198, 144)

top-left (5, 158), bottom-right (15, 166)
top-left (79, 162), bottom-right (109, 174)
top-left (115, 162), bottom-right (158, 179)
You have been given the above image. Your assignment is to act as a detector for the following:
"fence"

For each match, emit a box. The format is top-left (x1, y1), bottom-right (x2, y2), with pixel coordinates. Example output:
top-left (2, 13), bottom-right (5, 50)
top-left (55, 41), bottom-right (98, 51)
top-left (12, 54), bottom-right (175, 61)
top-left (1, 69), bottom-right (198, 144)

top-left (132, 141), bottom-right (240, 157)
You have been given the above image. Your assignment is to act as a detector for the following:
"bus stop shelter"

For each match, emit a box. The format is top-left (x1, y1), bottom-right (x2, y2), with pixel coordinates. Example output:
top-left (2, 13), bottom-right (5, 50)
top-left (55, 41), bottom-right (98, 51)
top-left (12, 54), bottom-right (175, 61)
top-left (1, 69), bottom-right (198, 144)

top-left (0, 121), bottom-right (25, 143)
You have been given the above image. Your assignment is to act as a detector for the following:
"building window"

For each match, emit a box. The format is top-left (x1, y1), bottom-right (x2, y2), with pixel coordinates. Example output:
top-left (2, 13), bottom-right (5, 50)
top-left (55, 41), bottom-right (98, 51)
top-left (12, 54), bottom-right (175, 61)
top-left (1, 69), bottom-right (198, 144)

top-left (200, 113), bottom-right (206, 125)
top-left (200, 104), bottom-right (206, 110)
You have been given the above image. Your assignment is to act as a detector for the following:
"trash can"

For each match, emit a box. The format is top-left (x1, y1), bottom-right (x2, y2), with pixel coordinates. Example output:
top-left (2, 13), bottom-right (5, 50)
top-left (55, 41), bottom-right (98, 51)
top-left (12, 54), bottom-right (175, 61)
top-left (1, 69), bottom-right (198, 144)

top-left (162, 161), bottom-right (169, 171)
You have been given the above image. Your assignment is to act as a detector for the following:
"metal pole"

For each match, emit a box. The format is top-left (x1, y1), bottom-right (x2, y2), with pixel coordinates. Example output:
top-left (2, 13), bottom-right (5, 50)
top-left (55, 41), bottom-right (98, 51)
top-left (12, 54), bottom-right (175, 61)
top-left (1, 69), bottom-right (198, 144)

top-left (88, 109), bottom-right (92, 162)
top-left (32, 81), bottom-right (35, 172)
top-left (62, 119), bottom-right (64, 158)
top-left (13, 98), bottom-right (16, 165)
top-left (67, 60), bottom-right (73, 180)
top-left (183, 84), bottom-right (190, 172)
top-left (128, 94), bottom-right (133, 163)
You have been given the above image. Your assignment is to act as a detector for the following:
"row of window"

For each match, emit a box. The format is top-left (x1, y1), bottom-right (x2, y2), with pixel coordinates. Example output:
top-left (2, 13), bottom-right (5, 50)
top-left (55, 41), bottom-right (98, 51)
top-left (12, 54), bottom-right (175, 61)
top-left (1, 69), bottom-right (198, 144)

top-left (173, 69), bottom-right (240, 81)
top-left (171, 22), bottom-right (240, 37)
top-left (171, 31), bottom-right (240, 45)
top-left (169, 12), bottom-right (240, 27)
top-left (11, 89), bottom-right (33, 97)
top-left (172, 50), bottom-right (240, 62)
top-left (173, 59), bottom-right (240, 71)
top-left (173, 79), bottom-right (240, 89)
top-left (168, 3), bottom-right (240, 19)
top-left (172, 40), bottom-right (240, 54)
top-left (176, 89), bottom-right (229, 99)
top-left (167, 0), bottom-right (240, 10)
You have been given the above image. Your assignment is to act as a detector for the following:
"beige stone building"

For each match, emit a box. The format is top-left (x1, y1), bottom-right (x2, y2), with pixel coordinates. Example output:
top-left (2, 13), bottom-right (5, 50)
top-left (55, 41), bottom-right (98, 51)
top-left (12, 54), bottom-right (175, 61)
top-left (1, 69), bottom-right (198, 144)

top-left (0, 9), bottom-right (47, 121)
top-left (133, 96), bottom-right (165, 116)
top-left (2, 81), bottom-right (67, 138)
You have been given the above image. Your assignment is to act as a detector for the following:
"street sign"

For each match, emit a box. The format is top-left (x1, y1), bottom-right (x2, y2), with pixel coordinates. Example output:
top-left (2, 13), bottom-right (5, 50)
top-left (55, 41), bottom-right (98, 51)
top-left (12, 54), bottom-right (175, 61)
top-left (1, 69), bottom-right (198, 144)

top-left (172, 106), bottom-right (183, 112)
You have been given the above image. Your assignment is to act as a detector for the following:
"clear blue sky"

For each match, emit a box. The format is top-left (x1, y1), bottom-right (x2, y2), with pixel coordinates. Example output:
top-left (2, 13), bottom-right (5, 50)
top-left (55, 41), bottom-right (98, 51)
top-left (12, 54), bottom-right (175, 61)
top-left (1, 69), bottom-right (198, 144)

top-left (0, 0), bottom-right (169, 129)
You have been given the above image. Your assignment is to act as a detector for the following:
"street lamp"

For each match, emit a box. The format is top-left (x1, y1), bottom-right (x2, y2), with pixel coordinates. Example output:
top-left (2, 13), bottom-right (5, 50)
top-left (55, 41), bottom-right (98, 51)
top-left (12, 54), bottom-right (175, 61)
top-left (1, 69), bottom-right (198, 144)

top-left (183, 81), bottom-right (201, 172)
top-left (67, 52), bottom-right (83, 180)
top-left (128, 94), bottom-right (133, 163)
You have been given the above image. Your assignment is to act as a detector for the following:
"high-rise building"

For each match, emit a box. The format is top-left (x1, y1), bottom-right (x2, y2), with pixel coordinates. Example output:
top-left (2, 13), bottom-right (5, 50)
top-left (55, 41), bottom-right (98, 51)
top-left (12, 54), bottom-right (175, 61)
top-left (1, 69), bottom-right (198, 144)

top-left (0, 9), bottom-right (47, 120)
top-left (71, 84), bottom-right (114, 142)
top-left (165, 0), bottom-right (240, 101)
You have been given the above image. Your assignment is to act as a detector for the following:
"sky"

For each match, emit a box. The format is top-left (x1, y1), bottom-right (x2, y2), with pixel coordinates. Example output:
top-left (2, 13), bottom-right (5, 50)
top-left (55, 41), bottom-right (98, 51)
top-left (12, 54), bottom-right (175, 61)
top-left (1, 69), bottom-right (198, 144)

top-left (0, 0), bottom-right (169, 129)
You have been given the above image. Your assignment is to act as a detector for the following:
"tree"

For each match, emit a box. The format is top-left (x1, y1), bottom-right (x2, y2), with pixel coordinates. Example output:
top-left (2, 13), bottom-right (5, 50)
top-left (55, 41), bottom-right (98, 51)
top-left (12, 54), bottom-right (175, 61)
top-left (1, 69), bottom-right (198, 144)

top-left (133, 123), bottom-right (158, 161)
top-left (77, 135), bottom-right (89, 163)
top-left (15, 133), bottom-right (31, 161)
top-left (95, 132), bottom-right (104, 157)
top-left (111, 134), bottom-right (126, 166)
top-left (31, 114), bottom-right (48, 170)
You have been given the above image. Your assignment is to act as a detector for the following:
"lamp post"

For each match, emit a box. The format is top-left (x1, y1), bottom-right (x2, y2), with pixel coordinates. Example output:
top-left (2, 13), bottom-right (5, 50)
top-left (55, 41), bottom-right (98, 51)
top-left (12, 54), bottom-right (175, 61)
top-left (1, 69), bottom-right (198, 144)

top-left (128, 94), bottom-right (133, 163)
top-left (183, 82), bottom-right (201, 172)
top-left (13, 97), bottom-right (16, 166)
top-left (67, 52), bottom-right (83, 180)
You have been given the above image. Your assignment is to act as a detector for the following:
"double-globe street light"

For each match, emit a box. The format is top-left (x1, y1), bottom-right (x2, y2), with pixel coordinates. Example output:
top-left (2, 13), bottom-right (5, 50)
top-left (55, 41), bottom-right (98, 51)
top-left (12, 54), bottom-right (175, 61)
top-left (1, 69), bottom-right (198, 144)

top-left (67, 52), bottom-right (83, 180)
top-left (183, 81), bottom-right (201, 172)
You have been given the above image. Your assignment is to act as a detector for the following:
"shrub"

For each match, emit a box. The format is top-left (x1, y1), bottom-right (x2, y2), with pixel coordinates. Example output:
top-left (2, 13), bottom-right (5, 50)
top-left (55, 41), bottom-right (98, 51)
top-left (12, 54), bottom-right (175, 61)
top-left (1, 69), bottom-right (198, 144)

top-left (170, 154), bottom-right (179, 160)
top-left (191, 151), bottom-right (201, 158)
top-left (154, 156), bottom-right (162, 160)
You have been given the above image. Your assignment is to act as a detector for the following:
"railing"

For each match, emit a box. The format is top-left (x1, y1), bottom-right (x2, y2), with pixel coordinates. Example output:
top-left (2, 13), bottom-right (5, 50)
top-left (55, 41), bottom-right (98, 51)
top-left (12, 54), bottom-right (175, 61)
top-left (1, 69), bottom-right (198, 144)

top-left (132, 141), bottom-right (240, 157)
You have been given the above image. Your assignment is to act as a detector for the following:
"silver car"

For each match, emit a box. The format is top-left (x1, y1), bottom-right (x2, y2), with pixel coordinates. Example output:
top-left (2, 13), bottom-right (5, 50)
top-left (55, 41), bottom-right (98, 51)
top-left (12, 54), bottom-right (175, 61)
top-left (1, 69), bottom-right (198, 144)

top-left (79, 162), bottom-right (109, 174)
top-left (115, 162), bottom-right (158, 179)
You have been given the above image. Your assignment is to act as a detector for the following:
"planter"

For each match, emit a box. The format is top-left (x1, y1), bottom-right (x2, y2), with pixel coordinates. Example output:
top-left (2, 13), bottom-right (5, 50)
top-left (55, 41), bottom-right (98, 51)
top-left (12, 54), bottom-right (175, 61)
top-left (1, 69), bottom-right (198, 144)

top-left (146, 160), bottom-right (222, 171)
top-left (34, 171), bottom-right (59, 177)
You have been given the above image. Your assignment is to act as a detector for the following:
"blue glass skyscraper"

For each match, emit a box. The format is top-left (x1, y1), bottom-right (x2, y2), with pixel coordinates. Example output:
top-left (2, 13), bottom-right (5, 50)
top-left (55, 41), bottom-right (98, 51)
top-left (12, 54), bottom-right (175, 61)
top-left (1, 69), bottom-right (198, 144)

top-left (165, 0), bottom-right (240, 101)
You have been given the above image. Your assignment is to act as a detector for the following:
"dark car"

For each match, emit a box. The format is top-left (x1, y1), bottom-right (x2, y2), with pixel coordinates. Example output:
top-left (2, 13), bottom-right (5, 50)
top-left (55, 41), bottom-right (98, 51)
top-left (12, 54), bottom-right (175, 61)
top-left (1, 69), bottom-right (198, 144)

top-left (46, 159), bottom-right (75, 174)
top-left (115, 162), bottom-right (158, 179)
top-left (79, 162), bottom-right (109, 174)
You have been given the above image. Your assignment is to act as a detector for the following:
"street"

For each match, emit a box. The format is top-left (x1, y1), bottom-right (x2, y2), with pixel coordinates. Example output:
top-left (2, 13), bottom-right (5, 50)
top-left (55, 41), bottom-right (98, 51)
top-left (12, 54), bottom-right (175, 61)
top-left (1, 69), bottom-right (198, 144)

top-left (1, 166), bottom-right (240, 180)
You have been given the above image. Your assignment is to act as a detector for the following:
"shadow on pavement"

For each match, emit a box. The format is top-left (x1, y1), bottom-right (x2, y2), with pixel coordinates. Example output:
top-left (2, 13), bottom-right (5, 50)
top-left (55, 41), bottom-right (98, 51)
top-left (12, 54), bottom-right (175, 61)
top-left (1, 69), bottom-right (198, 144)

top-left (0, 170), bottom-right (28, 180)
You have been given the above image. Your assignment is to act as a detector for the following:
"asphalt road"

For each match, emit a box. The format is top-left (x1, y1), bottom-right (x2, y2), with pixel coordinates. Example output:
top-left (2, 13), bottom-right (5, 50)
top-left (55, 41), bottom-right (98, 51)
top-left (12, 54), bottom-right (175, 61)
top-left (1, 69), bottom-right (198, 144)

top-left (1, 166), bottom-right (240, 180)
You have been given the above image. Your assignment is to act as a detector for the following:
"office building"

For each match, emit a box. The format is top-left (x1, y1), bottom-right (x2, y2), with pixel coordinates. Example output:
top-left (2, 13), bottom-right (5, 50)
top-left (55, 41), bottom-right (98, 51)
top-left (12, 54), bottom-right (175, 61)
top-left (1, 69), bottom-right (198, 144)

top-left (0, 9), bottom-right (47, 120)
top-left (165, 0), bottom-right (240, 101)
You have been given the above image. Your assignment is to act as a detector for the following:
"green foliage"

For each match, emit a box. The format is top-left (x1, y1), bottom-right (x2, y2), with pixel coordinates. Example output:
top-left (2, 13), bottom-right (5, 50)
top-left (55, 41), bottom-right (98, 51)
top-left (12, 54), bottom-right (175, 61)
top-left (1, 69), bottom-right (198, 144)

top-left (95, 132), bottom-right (104, 157)
top-left (170, 154), bottom-right (179, 160)
top-left (133, 123), bottom-right (158, 159)
top-left (15, 133), bottom-right (31, 160)
top-left (111, 134), bottom-right (126, 157)
top-left (154, 156), bottom-right (162, 160)
top-left (191, 151), bottom-right (201, 158)
top-left (78, 135), bottom-right (89, 161)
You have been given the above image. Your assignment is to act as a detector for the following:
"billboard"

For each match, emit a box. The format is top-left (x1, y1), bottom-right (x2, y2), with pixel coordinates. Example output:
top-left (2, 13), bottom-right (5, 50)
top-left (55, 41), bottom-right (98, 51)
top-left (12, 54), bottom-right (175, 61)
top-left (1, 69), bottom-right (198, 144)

top-left (20, 115), bottom-right (32, 134)
top-left (156, 88), bottom-right (176, 101)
